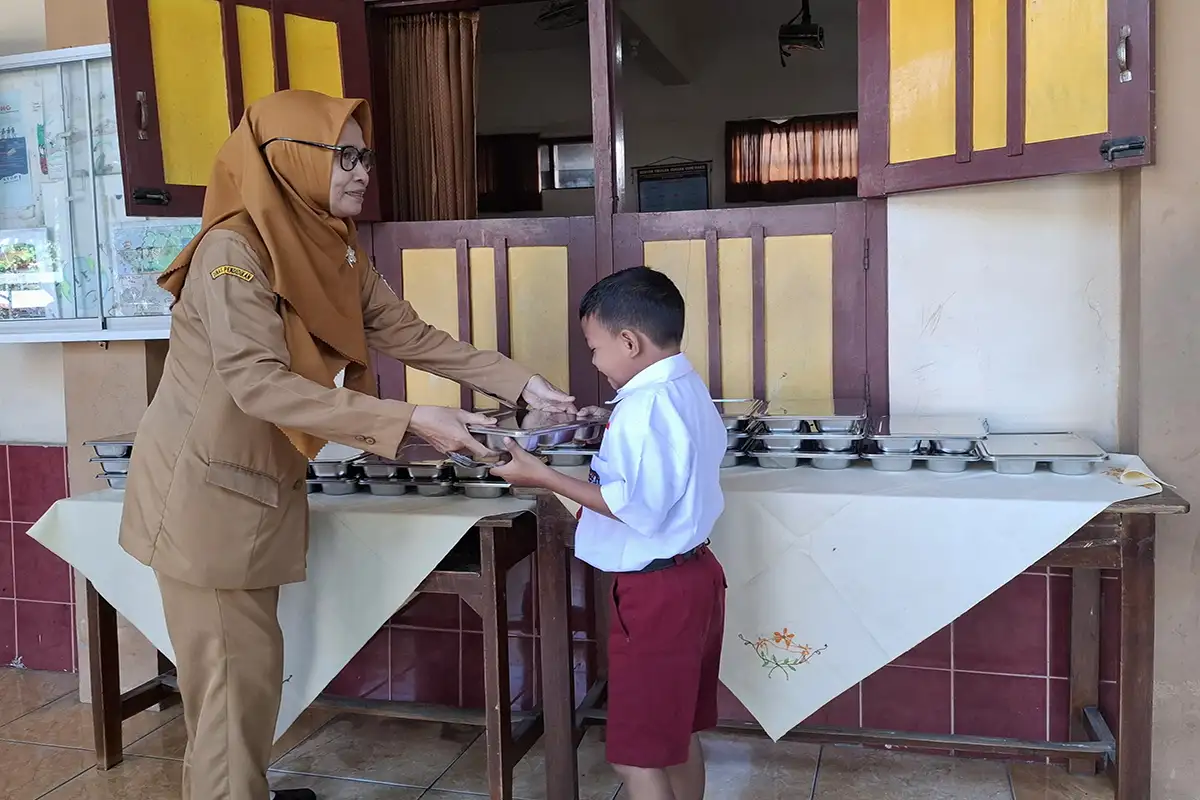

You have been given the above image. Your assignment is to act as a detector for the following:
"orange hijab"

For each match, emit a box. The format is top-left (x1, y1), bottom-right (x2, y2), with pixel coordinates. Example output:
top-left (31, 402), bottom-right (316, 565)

top-left (159, 90), bottom-right (377, 458)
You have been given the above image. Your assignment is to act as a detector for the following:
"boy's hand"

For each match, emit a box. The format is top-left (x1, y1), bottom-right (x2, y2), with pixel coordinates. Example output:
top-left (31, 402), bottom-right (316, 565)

top-left (490, 440), bottom-right (553, 487)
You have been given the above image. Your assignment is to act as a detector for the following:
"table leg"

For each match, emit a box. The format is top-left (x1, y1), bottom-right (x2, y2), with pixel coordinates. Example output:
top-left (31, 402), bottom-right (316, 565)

top-left (85, 581), bottom-right (123, 769)
top-left (1068, 568), bottom-right (1101, 774)
top-left (479, 526), bottom-right (515, 800)
top-left (1116, 515), bottom-right (1155, 800)
top-left (536, 496), bottom-right (580, 800)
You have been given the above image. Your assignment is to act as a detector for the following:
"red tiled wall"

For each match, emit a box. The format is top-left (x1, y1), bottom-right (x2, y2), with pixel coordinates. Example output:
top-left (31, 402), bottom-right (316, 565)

top-left (0, 444), bottom-right (75, 672)
top-left (719, 566), bottom-right (1123, 754)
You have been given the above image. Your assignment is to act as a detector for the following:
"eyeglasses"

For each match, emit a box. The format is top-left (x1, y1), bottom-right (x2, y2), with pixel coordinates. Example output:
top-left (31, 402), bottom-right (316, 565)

top-left (260, 137), bottom-right (375, 173)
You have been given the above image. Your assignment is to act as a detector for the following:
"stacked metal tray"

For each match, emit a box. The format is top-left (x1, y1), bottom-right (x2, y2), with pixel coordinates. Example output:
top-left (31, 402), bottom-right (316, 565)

top-left (747, 400), bottom-right (868, 469)
top-left (977, 433), bottom-right (1108, 476)
top-left (85, 434), bottom-right (136, 490)
top-left (466, 409), bottom-right (606, 451)
top-left (862, 415), bottom-right (988, 473)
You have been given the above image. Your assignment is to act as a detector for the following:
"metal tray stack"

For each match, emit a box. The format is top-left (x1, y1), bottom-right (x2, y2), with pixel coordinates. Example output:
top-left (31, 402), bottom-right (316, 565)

top-left (715, 399), bottom-right (764, 432)
top-left (747, 400), bottom-right (867, 470)
top-left (863, 415), bottom-right (988, 473)
top-left (85, 434), bottom-right (136, 490)
top-left (467, 409), bottom-right (606, 452)
top-left (541, 445), bottom-right (600, 467)
top-left (977, 433), bottom-right (1108, 476)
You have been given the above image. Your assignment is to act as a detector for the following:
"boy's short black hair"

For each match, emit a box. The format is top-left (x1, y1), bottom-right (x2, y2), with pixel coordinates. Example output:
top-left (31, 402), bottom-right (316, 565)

top-left (578, 266), bottom-right (685, 348)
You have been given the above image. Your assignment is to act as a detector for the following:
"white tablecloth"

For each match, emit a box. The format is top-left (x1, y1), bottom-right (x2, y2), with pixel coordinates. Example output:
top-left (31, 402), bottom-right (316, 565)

top-left (555, 455), bottom-right (1162, 740)
top-left (27, 490), bottom-right (533, 740)
top-left (29, 456), bottom-right (1162, 744)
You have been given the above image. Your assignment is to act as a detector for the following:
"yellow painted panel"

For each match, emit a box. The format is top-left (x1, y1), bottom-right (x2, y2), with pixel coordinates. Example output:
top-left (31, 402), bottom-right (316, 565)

top-left (764, 236), bottom-right (833, 405)
top-left (509, 247), bottom-right (571, 393)
top-left (973, 0), bottom-right (1008, 151)
top-left (642, 240), bottom-right (709, 387)
top-left (1025, 0), bottom-right (1108, 144)
top-left (400, 249), bottom-right (462, 408)
top-left (469, 248), bottom-right (500, 410)
top-left (888, 0), bottom-right (956, 163)
top-left (237, 5), bottom-right (275, 107)
top-left (147, 0), bottom-right (229, 186)
top-left (285, 15), bottom-right (344, 98)
top-left (717, 238), bottom-right (753, 400)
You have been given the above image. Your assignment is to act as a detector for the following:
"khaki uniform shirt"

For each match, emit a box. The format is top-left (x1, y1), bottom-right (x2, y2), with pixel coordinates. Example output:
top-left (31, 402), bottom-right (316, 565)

top-left (119, 230), bottom-right (534, 590)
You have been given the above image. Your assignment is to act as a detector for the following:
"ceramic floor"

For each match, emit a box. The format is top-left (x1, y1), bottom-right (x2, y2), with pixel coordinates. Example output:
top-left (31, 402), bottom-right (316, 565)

top-left (0, 669), bottom-right (1116, 800)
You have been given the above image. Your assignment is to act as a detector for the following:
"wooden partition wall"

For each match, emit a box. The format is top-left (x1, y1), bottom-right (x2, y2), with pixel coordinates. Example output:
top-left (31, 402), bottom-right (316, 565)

top-left (370, 216), bottom-right (601, 408)
top-left (371, 200), bottom-right (888, 416)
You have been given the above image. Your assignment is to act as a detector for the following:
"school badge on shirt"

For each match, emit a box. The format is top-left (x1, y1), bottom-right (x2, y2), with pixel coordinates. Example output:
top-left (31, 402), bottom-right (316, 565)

top-left (210, 265), bottom-right (254, 282)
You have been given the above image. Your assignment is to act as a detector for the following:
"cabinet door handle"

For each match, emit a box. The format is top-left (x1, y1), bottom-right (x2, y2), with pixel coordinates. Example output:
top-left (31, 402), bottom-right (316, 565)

top-left (136, 91), bottom-right (150, 140)
top-left (1117, 25), bottom-right (1132, 84)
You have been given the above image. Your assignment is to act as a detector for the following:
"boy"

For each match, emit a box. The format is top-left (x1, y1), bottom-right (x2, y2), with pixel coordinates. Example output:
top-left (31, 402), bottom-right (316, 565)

top-left (492, 267), bottom-right (728, 800)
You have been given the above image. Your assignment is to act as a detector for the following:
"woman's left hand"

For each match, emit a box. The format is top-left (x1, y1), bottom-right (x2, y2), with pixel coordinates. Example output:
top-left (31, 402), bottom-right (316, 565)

top-left (490, 440), bottom-right (553, 488)
top-left (521, 375), bottom-right (576, 414)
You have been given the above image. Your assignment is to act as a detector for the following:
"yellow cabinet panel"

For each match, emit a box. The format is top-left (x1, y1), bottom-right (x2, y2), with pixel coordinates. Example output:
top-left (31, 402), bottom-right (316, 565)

top-left (1025, 0), bottom-right (1108, 144)
top-left (400, 248), bottom-right (462, 408)
top-left (509, 247), bottom-right (571, 394)
top-left (763, 235), bottom-right (833, 404)
top-left (285, 14), bottom-right (344, 98)
top-left (973, 0), bottom-right (1008, 151)
top-left (717, 238), bottom-right (753, 400)
top-left (888, 0), bottom-right (956, 164)
top-left (148, 0), bottom-right (229, 186)
top-left (643, 240), bottom-right (710, 387)
top-left (237, 5), bottom-right (276, 108)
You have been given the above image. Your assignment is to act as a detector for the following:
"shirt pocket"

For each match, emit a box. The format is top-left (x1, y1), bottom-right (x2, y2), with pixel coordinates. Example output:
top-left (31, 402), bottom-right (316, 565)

top-left (205, 461), bottom-right (282, 508)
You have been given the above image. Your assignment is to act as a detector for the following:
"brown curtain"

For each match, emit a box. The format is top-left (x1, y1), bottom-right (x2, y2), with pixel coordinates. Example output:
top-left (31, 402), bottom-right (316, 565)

top-left (386, 12), bottom-right (479, 221)
top-left (726, 113), bottom-right (858, 203)
top-left (477, 134), bottom-right (542, 214)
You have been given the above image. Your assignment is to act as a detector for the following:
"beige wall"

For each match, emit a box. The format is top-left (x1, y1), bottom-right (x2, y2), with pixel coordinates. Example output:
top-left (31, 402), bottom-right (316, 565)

top-left (0, 0), bottom-right (46, 56)
top-left (1135, 2), bottom-right (1200, 797)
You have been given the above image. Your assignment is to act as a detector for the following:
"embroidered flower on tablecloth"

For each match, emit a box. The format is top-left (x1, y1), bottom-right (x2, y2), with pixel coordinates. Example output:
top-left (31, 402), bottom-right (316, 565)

top-left (738, 629), bottom-right (827, 679)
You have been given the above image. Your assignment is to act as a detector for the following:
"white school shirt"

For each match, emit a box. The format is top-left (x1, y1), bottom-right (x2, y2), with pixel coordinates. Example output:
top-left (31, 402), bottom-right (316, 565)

top-left (574, 354), bottom-right (727, 573)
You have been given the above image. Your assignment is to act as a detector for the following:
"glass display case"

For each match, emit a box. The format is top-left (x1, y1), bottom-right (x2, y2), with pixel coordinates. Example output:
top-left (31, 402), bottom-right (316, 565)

top-left (0, 45), bottom-right (200, 341)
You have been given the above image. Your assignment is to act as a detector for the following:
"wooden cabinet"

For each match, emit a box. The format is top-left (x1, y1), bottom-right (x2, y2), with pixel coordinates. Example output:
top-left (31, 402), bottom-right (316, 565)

top-left (108, 0), bottom-right (373, 217)
top-left (858, 0), bottom-right (1154, 196)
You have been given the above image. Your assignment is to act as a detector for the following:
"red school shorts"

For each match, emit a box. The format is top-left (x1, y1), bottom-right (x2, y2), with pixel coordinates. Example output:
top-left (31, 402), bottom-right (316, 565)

top-left (605, 546), bottom-right (727, 769)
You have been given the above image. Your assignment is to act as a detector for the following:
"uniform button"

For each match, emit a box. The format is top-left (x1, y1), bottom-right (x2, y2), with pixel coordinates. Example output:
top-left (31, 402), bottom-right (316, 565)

top-left (355, 435), bottom-right (366, 442)
top-left (366, 437), bottom-right (376, 445)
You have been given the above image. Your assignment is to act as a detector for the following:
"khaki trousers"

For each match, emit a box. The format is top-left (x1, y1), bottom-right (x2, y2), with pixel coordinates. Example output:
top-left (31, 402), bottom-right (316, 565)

top-left (157, 572), bottom-right (284, 800)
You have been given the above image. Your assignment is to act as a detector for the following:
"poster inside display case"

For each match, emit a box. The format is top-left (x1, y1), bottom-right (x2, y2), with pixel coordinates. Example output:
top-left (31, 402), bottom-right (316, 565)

top-left (0, 46), bottom-right (200, 336)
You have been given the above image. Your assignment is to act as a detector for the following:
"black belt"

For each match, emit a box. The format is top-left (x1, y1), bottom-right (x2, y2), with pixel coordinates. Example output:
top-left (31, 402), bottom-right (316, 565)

top-left (637, 541), bottom-right (710, 573)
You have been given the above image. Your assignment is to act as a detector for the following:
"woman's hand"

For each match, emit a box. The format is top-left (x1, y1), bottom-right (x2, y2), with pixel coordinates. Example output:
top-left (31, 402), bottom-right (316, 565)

top-left (409, 406), bottom-right (496, 459)
top-left (521, 375), bottom-right (576, 414)
top-left (490, 440), bottom-right (554, 488)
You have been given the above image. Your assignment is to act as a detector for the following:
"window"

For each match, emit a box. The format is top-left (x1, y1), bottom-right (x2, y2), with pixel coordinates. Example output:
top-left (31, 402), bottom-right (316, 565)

top-left (477, 133), bottom-right (542, 214)
top-left (0, 45), bottom-right (197, 342)
top-left (539, 139), bottom-right (595, 190)
top-left (725, 114), bottom-right (858, 204)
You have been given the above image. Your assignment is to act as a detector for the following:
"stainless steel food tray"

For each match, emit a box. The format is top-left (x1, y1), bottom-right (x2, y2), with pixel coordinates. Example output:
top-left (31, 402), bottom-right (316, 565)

top-left (748, 442), bottom-right (859, 470)
top-left (466, 409), bottom-right (599, 451)
top-left (977, 433), bottom-right (1108, 476)
top-left (456, 480), bottom-right (512, 499)
top-left (90, 457), bottom-right (130, 475)
top-left (760, 398), bottom-right (867, 433)
top-left (307, 478), bottom-right (360, 495)
top-left (862, 443), bottom-right (981, 473)
top-left (714, 398), bottom-right (764, 431)
top-left (411, 480), bottom-right (457, 497)
top-left (541, 446), bottom-right (599, 467)
top-left (358, 479), bottom-right (413, 496)
top-left (85, 434), bottom-right (136, 459)
top-left (869, 415), bottom-right (989, 455)
top-left (355, 455), bottom-right (407, 479)
top-left (753, 427), bottom-right (864, 453)
top-left (97, 473), bottom-right (126, 490)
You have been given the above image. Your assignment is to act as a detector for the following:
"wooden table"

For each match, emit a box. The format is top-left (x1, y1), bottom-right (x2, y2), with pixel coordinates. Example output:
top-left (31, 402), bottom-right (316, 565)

top-left (85, 509), bottom-right (563, 800)
top-left (538, 489), bottom-right (1190, 800)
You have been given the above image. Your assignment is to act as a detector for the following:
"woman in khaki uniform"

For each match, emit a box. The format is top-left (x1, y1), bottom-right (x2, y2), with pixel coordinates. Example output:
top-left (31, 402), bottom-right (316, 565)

top-left (120, 90), bottom-right (573, 800)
